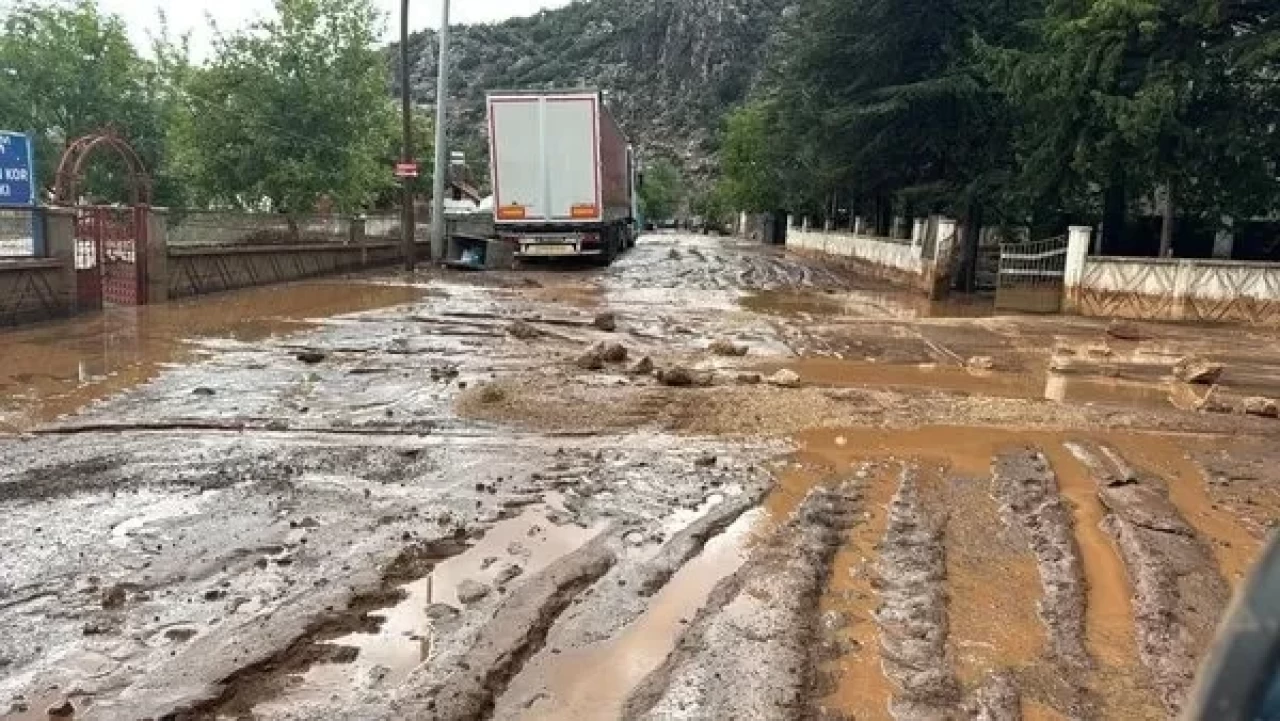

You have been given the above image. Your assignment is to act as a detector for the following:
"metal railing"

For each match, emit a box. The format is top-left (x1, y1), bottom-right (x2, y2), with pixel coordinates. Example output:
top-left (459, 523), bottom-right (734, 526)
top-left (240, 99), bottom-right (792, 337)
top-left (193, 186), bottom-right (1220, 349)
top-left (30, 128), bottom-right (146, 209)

top-left (995, 235), bottom-right (1069, 313)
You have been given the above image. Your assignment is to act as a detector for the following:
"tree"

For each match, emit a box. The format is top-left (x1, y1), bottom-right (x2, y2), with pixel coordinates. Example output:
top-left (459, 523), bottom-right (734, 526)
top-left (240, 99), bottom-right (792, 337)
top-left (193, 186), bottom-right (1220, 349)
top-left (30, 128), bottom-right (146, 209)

top-left (177, 0), bottom-right (394, 214)
top-left (639, 158), bottom-right (682, 221)
top-left (0, 0), bottom-right (171, 203)
top-left (719, 101), bottom-right (787, 212)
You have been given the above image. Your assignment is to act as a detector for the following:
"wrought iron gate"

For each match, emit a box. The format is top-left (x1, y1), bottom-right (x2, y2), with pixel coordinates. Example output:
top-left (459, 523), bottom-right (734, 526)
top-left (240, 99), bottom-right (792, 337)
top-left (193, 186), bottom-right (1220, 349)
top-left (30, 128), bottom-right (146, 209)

top-left (75, 206), bottom-right (148, 307)
top-left (995, 235), bottom-right (1068, 313)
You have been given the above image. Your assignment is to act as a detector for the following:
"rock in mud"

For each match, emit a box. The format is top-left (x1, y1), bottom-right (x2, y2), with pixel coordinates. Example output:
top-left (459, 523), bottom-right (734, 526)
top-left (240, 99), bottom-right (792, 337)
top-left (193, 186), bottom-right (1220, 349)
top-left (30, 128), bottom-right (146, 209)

top-left (296, 350), bottom-right (328, 364)
top-left (593, 312), bottom-right (618, 332)
top-left (192, 386), bottom-right (216, 397)
top-left (456, 579), bottom-right (491, 606)
top-left (101, 584), bottom-right (127, 610)
top-left (875, 467), bottom-right (960, 717)
top-left (427, 603), bottom-right (461, 623)
top-left (992, 450), bottom-right (1089, 667)
top-left (656, 366), bottom-right (696, 387)
top-left (694, 453), bottom-right (717, 468)
top-left (600, 342), bottom-right (629, 363)
top-left (629, 356), bottom-right (655, 375)
top-left (47, 700), bottom-right (75, 717)
top-left (576, 346), bottom-right (606, 371)
top-left (967, 355), bottom-right (996, 371)
top-left (1173, 356), bottom-right (1224, 385)
top-left (709, 338), bottom-right (749, 357)
top-left (767, 369), bottom-right (802, 388)
top-left (495, 563), bottom-right (524, 585)
top-left (476, 383), bottom-right (507, 404)
top-left (507, 320), bottom-right (542, 340)
top-left (736, 372), bottom-right (763, 385)
top-left (1242, 396), bottom-right (1279, 418)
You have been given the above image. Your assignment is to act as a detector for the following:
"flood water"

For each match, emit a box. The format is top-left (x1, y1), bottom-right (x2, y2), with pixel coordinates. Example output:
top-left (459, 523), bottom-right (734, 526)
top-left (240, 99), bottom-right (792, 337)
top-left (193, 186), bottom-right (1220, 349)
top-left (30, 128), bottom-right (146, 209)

top-left (0, 276), bottom-right (426, 432)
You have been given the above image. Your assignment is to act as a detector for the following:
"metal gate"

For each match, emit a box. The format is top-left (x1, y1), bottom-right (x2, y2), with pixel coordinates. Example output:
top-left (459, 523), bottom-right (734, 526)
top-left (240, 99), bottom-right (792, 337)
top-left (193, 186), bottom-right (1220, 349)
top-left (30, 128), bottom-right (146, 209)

top-left (75, 206), bottom-right (148, 307)
top-left (995, 235), bottom-right (1068, 313)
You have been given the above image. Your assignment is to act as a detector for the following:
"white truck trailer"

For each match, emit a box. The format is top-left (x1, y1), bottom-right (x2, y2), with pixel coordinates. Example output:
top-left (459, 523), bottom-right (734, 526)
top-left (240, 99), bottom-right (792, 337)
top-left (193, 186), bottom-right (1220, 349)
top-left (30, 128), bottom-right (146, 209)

top-left (487, 90), bottom-right (637, 264)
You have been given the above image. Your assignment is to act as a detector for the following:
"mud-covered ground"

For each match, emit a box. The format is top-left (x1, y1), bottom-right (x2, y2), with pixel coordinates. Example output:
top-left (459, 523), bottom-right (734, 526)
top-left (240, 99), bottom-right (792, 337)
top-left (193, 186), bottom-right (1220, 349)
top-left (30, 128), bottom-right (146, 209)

top-left (2, 233), bottom-right (1278, 720)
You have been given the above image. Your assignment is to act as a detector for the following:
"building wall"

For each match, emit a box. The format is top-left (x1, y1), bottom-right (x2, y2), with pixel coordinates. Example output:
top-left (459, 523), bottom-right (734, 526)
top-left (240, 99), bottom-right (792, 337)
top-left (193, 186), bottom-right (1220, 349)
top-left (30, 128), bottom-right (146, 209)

top-left (1069, 256), bottom-right (1280, 326)
top-left (166, 242), bottom-right (423, 299)
top-left (0, 260), bottom-right (71, 327)
top-left (786, 226), bottom-right (940, 292)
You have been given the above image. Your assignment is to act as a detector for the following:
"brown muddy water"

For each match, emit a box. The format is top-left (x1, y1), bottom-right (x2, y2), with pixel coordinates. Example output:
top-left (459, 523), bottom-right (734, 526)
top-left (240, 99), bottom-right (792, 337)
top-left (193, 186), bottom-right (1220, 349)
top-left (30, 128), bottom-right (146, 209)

top-left (238, 507), bottom-right (602, 715)
top-left (515, 509), bottom-right (765, 720)
top-left (742, 289), bottom-right (995, 320)
top-left (783, 425), bottom-right (1253, 719)
top-left (0, 277), bottom-right (426, 432)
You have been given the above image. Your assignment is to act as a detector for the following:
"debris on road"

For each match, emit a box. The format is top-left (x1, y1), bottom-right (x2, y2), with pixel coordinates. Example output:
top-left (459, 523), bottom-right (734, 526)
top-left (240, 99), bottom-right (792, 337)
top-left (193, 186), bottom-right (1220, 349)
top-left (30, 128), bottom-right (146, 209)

top-left (1106, 320), bottom-right (1144, 341)
top-left (576, 346), bottom-right (606, 370)
top-left (593, 311), bottom-right (618, 332)
top-left (295, 350), bottom-right (328, 364)
top-left (1173, 356), bottom-right (1225, 384)
top-left (966, 355), bottom-right (996, 371)
top-left (709, 338), bottom-right (749, 357)
top-left (656, 366), bottom-right (696, 387)
top-left (508, 319), bottom-right (542, 340)
top-left (1242, 396), bottom-right (1278, 418)
top-left (456, 579), bottom-right (491, 606)
top-left (767, 368), bottom-right (801, 388)
top-left (600, 342), bottom-right (628, 363)
top-left (628, 356), bottom-right (655, 375)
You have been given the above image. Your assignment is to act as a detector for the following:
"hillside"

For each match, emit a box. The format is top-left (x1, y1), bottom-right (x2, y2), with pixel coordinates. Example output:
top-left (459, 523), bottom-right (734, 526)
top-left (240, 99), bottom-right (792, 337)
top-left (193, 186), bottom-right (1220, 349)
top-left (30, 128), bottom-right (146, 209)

top-left (394, 0), bottom-right (790, 186)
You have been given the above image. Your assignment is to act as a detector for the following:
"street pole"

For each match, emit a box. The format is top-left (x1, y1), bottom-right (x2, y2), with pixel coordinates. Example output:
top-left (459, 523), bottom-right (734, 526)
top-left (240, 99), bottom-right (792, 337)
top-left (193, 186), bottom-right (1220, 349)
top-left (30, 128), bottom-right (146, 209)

top-left (400, 0), bottom-right (416, 271)
top-left (429, 0), bottom-right (451, 262)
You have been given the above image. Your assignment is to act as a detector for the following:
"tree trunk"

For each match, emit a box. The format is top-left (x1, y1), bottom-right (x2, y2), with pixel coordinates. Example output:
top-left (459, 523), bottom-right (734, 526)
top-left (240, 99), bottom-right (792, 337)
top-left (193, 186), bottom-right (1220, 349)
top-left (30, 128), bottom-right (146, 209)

top-left (959, 205), bottom-right (983, 294)
top-left (1158, 181), bottom-right (1175, 258)
top-left (1100, 177), bottom-right (1125, 255)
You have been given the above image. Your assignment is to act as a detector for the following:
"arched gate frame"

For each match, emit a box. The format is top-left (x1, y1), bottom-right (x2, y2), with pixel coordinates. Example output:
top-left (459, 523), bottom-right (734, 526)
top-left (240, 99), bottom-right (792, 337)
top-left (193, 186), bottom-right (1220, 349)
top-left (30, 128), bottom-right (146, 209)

top-left (53, 132), bottom-right (153, 307)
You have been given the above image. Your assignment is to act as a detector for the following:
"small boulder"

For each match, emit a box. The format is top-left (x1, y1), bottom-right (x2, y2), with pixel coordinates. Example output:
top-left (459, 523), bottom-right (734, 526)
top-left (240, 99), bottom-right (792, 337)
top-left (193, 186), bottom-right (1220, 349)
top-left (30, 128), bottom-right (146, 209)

top-left (966, 356), bottom-right (996, 371)
top-left (1106, 321), bottom-right (1143, 341)
top-left (736, 372), bottom-right (763, 385)
top-left (296, 350), bottom-right (327, 364)
top-left (576, 346), bottom-right (605, 371)
top-left (1173, 356), bottom-right (1225, 385)
top-left (101, 585), bottom-right (127, 610)
top-left (47, 700), bottom-right (75, 718)
top-left (495, 563), bottom-right (524, 585)
top-left (507, 320), bottom-right (541, 340)
top-left (709, 339), bottom-right (749, 357)
top-left (593, 312), bottom-right (618, 332)
top-left (656, 366), bottom-right (696, 387)
top-left (628, 356), bottom-right (655, 375)
top-left (477, 384), bottom-right (507, 404)
top-left (767, 369), bottom-right (802, 388)
top-left (192, 387), bottom-right (216, 397)
top-left (1242, 397), bottom-right (1279, 418)
top-left (695, 453), bottom-right (717, 468)
top-left (600, 342), bottom-right (629, 363)
top-left (456, 579), bottom-right (490, 606)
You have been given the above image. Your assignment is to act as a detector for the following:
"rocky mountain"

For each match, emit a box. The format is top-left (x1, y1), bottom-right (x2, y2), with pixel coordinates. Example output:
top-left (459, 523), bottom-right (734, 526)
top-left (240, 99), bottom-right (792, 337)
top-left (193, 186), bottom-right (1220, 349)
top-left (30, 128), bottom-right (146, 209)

top-left (394, 0), bottom-right (790, 186)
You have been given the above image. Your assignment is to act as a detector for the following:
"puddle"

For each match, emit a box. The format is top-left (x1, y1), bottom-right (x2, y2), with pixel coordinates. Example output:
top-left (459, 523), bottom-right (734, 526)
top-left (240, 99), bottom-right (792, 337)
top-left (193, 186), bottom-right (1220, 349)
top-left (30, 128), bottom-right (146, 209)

top-left (741, 289), bottom-right (994, 320)
top-left (789, 426), bottom-right (1168, 718)
top-left (815, 463), bottom-right (896, 720)
top-left (511, 509), bottom-right (765, 720)
top-left (0, 277), bottom-right (427, 432)
top-left (248, 507), bottom-right (601, 712)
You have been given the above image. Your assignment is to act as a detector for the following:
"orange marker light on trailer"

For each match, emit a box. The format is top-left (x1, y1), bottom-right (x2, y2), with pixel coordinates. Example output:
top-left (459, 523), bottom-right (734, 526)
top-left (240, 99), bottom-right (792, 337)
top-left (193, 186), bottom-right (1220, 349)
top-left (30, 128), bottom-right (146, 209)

top-left (498, 205), bottom-right (527, 220)
top-left (570, 204), bottom-right (598, 218)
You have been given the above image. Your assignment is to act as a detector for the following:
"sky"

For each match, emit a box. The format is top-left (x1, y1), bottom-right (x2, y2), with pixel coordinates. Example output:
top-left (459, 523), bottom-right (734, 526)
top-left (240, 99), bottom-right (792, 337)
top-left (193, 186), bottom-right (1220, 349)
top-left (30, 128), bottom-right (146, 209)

top-left (95, 0), bottom-right (575, 58)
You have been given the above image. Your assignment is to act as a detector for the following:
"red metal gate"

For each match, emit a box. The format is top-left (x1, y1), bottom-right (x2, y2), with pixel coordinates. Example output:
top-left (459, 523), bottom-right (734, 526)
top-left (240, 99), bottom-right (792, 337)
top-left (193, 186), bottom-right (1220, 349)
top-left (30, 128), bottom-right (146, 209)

top-left (75, 206), bottom-right (148, 307)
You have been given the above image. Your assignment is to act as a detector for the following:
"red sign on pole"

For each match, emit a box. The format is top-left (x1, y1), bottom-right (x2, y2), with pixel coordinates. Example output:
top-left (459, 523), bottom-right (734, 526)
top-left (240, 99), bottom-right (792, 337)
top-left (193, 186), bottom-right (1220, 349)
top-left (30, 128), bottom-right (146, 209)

top-left (395, 162), bottom-right (419, 179)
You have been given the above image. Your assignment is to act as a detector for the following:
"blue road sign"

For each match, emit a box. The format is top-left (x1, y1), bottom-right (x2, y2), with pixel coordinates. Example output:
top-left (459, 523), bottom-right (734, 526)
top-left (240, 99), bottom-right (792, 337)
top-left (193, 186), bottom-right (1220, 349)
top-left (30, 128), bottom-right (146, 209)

top-left (0, 131), bottom-right (36, 207)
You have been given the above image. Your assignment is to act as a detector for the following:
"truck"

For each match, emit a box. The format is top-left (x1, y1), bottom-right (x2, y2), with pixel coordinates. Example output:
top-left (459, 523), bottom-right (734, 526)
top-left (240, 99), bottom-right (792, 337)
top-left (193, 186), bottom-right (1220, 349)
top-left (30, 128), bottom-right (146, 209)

top-left (487, 90), bottom-right (637, 264)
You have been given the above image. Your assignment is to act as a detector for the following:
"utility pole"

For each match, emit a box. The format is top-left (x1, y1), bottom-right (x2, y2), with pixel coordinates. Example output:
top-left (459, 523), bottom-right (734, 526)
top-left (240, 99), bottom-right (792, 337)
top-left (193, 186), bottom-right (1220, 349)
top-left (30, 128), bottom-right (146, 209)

top-left (399, 0), bottom-right (416, 271)
top-left (429, 0), bottom-right (451, 262)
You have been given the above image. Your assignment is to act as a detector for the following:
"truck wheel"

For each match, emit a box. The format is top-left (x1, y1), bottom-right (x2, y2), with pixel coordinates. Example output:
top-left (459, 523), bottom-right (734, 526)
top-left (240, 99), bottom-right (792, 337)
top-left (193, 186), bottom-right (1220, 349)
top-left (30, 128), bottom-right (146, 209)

top-left (594, 228), bottom-right (619, 266)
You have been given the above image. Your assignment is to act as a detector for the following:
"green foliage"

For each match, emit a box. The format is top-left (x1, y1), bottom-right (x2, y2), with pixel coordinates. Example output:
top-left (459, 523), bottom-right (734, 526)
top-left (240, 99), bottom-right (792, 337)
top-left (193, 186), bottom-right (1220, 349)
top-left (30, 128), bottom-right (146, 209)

top-left (724, 0), bottom-right (1280, 245)
top-left (638, 158), bottom-right (682, 221)
top-left (176, 0), bottom-right (394, 213)
top-left (0, 0), bottom-right (175, 203)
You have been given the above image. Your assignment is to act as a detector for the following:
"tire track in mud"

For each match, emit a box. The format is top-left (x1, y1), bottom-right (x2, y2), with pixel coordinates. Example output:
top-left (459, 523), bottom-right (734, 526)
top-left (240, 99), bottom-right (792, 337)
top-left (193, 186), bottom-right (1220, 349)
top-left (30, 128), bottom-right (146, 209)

top-left (619, 484), bottom-right (861, 721)
top-left (1067, 441), bottom-right (1231, 716)
top-left (874, 466), bottom-right (960, 720)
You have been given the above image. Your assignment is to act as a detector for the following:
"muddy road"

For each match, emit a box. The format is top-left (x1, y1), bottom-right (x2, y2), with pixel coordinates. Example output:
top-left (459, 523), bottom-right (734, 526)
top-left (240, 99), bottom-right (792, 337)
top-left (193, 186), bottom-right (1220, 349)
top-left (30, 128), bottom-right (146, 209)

top-left (1, 233), bottom-right (1277, 720)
